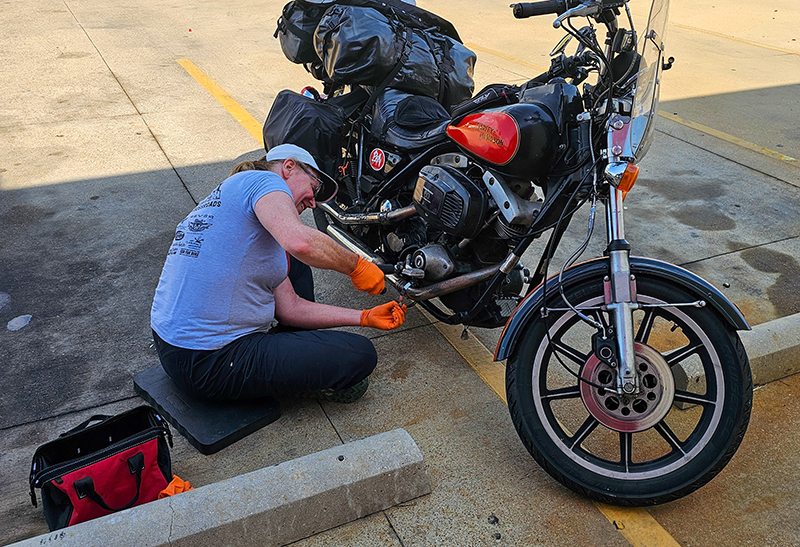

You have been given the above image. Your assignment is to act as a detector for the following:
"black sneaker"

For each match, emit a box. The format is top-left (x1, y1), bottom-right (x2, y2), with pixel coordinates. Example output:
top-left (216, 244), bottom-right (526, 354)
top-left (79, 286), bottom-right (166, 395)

top-left (301, 376), bottom-right (370, 404)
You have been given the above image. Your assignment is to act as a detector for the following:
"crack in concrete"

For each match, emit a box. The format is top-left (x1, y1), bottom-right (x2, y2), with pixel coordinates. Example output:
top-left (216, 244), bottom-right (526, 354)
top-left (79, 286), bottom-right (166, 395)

top-left (383, 510), bottom-right (407, 547)
top-left (167, 498), bottom-right (176, 546)
top-left (679, 235), bottom-right (800, 268)
top-left (369, 321), bottom-right (438, 341)
top-left (318, 401), bottom-right (345, 445)
top-left (656, 128), bottom-right (799, 189)
top-left (61, 0), bottom-right (198, 206)
top-left (0, 395), bottom-right (139, 432)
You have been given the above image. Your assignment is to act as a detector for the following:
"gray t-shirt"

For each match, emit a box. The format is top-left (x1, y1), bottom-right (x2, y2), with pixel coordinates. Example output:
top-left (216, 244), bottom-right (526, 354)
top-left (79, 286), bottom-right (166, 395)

top-left (151, 170), bottom-right (292, 350)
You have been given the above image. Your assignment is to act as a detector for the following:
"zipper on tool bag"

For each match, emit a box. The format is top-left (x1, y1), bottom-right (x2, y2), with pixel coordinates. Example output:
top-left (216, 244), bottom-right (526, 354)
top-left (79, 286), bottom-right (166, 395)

top-left (29, 426), bottom-right (170, 507)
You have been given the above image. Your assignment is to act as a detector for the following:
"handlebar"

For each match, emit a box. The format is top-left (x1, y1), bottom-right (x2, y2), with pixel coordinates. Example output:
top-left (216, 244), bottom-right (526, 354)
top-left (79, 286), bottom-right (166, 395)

top-left (511, 0), bottom-right (579, 18)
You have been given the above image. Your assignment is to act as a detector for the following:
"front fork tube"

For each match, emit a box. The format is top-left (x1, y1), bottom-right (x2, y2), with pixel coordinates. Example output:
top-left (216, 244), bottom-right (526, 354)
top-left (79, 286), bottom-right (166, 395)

top-left (605, 188), bottom-right (639, 395)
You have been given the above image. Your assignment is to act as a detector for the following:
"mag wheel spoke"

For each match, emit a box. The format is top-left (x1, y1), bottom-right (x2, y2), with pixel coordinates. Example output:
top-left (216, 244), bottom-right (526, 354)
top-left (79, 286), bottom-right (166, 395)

top-left (569, 416), bottom-right (599, 450)
top-left (673, 390), bottom-right (716, 407)
top-left (551, 340), bottom-right (589, 366)
top-left (594, 310), bottom-right (610, 332)
top-left (665, 342), bottom-right (704, 367)
top-left (635, 308), bottom-right (657, 343)
top-left (542, 385), bottom-right (582, 401)
top-left (655, 420), bottom-right (687, 456)
top-left (619, 432), bottom-right (633, 472)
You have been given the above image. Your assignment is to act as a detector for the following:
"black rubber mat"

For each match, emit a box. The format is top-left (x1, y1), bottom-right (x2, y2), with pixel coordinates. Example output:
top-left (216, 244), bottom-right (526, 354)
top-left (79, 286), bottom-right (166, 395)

top-left (133, 364), bottom-right (281, 455)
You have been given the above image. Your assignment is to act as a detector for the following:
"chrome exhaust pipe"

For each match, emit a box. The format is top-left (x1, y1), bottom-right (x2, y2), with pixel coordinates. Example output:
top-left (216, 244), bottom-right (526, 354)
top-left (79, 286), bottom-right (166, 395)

top-left (319, 202), bottom-right (417, 225)
top-left (403, 264), bottom-right (500, 301)
top-left (326, 224), bottom-right (501, 302)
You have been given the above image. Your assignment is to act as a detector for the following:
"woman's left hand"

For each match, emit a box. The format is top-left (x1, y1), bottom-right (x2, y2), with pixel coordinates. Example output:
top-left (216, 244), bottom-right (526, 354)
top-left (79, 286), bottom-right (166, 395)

top-left (360, 301), bottom-right (407, 330)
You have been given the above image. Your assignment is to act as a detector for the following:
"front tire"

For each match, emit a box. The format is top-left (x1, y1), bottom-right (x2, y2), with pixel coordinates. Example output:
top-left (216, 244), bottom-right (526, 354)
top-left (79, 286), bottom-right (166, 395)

top-left (506, 273), bottom-right (752, 505)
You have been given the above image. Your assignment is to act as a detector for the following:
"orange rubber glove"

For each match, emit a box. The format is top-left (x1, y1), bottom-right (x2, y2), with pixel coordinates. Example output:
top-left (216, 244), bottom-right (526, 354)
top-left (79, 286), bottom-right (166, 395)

top-left (157, 475), bottom-right (194, 499)
top-left (360, 301), bottom-right (407, 330)
top-left (349, 256), bottom-right (386, 295)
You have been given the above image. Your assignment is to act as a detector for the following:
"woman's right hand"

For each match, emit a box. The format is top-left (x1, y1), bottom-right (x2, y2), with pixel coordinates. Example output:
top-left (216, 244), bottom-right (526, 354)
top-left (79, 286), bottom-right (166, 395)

top-left (350, 256), bottom-right (386, 295)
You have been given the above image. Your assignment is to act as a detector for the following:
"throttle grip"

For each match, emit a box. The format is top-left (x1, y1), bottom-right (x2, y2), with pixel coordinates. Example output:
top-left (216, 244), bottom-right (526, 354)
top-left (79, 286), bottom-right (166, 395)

top-left (511, 0), bottom-right (575, 18)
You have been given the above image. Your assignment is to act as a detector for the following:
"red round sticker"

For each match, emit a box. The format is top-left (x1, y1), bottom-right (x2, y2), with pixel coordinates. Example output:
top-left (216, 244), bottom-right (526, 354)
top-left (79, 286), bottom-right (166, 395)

top-left (369, 148), bottom-right (386, 171)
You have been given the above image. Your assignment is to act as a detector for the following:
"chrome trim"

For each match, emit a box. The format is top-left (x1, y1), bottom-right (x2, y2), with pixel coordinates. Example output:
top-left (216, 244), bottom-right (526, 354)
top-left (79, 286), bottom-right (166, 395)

top-left (605, 188), bottom-right (638, 393)
top-left (319, 202), bottom-right (417, 225)
top-left (500, 253), bottom-right (521, 274)
top-left (606, 114), bottom-right (634, 162)
top-left (482, 170), bottom-right (541, 226)
top-left (404, 265), bottom-right (500, 301)
top-left (430, 153), bottom-right (469, 169)
top-left (607, 187), bottom-right (626, 241)
top-left (604, 161), bottom-right (629, 187)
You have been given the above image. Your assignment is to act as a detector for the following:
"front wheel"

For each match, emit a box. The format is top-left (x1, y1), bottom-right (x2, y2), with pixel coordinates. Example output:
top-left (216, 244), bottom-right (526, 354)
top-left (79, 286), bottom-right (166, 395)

top-left (506, 273), bottom-right (752, 505)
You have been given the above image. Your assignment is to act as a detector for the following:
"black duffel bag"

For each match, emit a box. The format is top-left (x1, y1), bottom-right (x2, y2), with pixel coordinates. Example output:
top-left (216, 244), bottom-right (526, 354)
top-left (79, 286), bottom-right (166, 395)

top-left (273, 0), bottom-right (473, 109)
top-left (313, 6), bottom-right (406, 86)
top-left (313, 5), bottom-right (475, 110)
top-left (274, 0), bottom-right (336, 64)
top-left (274, 0), bottom-right (462, 66)
top-left (263, 90), bottom-right (345, 177)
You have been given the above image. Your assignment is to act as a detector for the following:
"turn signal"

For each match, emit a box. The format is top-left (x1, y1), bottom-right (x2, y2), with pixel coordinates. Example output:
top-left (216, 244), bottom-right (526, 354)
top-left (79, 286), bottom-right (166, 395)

top-left (619, 163), bottom-right (639, 193)
top-left (446, 112), bottom-right (520, 165)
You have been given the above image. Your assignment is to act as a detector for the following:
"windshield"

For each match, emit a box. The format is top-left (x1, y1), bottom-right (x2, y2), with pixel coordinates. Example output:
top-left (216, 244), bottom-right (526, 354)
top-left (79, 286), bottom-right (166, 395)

top-left (629, 0), bottom-right (670, 162)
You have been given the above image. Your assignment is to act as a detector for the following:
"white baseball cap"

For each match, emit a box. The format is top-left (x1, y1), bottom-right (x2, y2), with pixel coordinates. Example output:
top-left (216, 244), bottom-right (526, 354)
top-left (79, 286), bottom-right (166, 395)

top-left (266, 143), bottom-right (338, 203)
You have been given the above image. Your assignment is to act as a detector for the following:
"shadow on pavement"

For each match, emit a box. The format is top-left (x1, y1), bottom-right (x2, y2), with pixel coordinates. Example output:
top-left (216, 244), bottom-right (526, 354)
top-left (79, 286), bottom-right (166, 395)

top-left (660, 83), bottom-right (800, 160)
top-left (0, 163), bottom-right (226, 429)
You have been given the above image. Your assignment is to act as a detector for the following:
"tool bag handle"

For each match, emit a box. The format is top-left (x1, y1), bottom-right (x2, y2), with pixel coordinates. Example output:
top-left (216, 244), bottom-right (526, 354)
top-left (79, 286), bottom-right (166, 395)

top-left (59, 415), bottom-right (113, 437)
top-left (73, 452), bottom-right (145, 512)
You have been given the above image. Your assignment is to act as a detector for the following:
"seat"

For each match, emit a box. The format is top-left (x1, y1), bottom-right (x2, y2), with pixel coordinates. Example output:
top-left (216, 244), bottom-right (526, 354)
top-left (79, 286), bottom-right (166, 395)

top-left (371, 89), bottom-right (451, 150)
top-left (134, 364), bottom-right (280, 455)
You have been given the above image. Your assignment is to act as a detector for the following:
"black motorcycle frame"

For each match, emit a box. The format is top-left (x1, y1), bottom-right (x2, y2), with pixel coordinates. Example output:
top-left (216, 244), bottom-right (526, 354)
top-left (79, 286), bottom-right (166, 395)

top-left (281, 0), bottom-right (753, 505)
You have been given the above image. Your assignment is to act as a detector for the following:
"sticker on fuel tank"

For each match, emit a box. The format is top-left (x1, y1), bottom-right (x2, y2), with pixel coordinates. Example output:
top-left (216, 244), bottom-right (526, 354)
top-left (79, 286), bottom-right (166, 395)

top-left (369, 148), bottom-right (386, 171)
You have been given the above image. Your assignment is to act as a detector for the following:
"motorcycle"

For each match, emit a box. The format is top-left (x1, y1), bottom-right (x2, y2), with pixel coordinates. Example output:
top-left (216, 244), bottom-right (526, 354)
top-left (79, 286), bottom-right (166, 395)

top-left (269, 0), bottom-right (753, 505)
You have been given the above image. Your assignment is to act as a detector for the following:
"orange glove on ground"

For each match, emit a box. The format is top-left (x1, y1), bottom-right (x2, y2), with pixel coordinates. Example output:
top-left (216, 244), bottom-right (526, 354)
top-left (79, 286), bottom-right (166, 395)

top-left (349, 256), bottom-right (386, 295)
top-left (157, 475), bottom-right (194, 499)
top-left (360, 301), bottom-right (407, 330)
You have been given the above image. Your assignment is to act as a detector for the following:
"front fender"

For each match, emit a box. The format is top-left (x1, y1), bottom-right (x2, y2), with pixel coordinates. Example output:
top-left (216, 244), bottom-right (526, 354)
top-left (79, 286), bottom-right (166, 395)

top-left (494, 256), bottom-right (750, 361)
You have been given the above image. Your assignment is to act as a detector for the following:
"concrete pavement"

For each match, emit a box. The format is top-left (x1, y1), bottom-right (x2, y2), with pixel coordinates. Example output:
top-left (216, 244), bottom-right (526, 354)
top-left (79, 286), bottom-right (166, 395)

top-left (2, 0), bottom-right (800, 545)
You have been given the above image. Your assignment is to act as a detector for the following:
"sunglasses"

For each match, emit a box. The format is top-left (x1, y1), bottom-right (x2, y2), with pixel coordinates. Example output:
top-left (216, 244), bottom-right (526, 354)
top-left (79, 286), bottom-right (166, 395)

top-left (302, 167), bottom-right (325, 198)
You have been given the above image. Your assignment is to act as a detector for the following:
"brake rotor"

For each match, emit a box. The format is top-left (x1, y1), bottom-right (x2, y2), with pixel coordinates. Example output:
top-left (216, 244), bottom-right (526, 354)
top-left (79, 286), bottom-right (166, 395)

top-left (579, 343), bottom-right (675, 433)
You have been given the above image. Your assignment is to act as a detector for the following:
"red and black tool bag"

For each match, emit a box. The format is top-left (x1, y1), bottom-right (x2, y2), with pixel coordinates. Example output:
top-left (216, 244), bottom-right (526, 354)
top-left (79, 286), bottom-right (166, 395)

top-left (29, 406), bottom-right (173, 531)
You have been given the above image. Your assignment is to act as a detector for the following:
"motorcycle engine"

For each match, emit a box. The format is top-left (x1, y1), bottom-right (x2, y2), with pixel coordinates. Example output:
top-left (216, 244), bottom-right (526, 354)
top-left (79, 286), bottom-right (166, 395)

top-left (412, 165), bottom-right (487, 239)
top-left (399, 162), bottom-right (531, 328)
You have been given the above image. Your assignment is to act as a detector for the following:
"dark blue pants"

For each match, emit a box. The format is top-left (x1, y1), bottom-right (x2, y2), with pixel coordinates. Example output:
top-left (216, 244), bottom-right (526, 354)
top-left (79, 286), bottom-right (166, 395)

top-left (153, 258), bottom-right (377, 401)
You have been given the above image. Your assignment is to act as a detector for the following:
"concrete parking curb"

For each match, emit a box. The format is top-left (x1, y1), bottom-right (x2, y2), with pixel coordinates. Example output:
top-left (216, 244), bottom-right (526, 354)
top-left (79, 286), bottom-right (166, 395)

top-left (12, 428), bottom-right (430, 547)
top-left (741, 312), bottom-right (800, 386)
top-left (671, 312), bottom-right (800, 401)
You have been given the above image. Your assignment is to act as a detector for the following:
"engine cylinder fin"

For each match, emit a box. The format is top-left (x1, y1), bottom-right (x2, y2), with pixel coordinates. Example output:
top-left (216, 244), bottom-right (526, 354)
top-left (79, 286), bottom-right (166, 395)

top-left (494, 217), bottom-right (528, 242)
top-left (441, 193), bottom-right (465, 228)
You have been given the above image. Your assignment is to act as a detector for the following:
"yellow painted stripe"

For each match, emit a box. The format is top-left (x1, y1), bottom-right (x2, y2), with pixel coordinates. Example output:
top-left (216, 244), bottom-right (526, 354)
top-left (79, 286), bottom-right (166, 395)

top-left (658, 111), bottom-right (798, 163)
top-left (673, 23), bottom-right (800, 57)
top-left (465, 42), bottom-right (548, 73)
top-left (176, 59), bottom-right (264, 143)
top-left (182, 58), bottom-right (682, 547)
top-left (596, 504), bottom-right (682, 547)
top-left (418, 310), bottom-right (681, 547)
